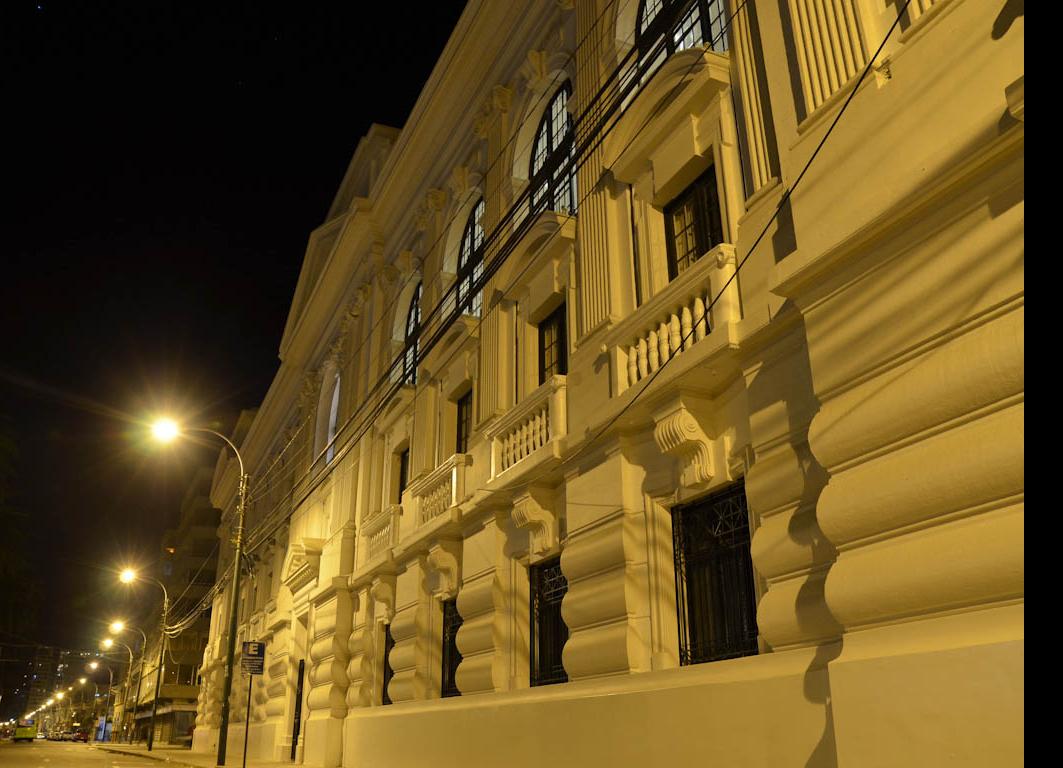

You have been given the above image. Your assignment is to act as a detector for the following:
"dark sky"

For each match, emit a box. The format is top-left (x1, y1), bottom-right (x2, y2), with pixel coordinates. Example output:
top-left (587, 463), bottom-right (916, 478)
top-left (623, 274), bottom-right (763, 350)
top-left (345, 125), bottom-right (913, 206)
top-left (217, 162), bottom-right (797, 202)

top-left (1, 0), bottom-right (466, 651)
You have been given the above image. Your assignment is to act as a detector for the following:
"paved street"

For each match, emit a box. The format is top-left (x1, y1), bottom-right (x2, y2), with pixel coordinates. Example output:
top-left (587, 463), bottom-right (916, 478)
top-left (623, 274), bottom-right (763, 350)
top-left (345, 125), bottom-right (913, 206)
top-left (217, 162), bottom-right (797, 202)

top-left (0, 740), bottom-right (161, 767)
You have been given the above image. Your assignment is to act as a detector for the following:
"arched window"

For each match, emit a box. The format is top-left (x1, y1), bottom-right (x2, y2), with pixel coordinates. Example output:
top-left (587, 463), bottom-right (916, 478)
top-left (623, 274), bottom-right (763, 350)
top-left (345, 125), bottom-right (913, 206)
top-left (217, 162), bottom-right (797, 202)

top-left (530, 83), bottom-right (577, 217)
top-left (456, 199), bottom-right (484, 317)
top-left (636, 0), bottom-right (728, 58)
top-left (403, 282), bottom-right (422, 385)
top-left (325, 372), bottom-right (341, 463)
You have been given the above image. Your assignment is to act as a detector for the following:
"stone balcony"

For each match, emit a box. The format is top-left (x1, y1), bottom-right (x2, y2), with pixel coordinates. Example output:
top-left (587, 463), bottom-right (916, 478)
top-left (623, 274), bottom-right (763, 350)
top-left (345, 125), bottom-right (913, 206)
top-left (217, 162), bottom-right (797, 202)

top-left (362, 504), bottom-right (402, 561)
top-left (484, 374), bottom-right (567, 484)
top-left (611, 243), bottom-right (739, 395)
top-left (407, 452), bottom-right (471, 528)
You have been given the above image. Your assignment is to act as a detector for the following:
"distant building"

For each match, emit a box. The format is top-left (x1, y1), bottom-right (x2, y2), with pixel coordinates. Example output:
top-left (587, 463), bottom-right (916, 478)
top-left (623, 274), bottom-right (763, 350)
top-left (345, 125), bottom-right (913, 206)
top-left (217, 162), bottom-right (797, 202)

top-left (121, 465), bottom-right (220, 746)
top-left (194, 1), bottom-right (1023, 767)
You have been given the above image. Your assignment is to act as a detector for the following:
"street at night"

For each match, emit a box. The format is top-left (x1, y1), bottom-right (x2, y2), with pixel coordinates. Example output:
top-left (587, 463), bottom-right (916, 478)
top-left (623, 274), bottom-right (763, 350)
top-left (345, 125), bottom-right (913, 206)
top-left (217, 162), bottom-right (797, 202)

top-left (0, 741), bottom-right (156, 768)
top-left (2, 1), bottom-right (1023, 766)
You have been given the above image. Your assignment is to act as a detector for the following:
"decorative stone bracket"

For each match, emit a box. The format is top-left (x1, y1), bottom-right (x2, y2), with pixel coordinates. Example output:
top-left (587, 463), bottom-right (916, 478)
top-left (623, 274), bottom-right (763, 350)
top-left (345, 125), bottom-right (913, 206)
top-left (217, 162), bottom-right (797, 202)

top-left (370, 574), bottom-right (396, 623)
top-left (652, 398), bottom-right (715, 490)
top-left (426, 539), bottom-right (463, 600)
top-left (512, 485), bottom-right (559, 562)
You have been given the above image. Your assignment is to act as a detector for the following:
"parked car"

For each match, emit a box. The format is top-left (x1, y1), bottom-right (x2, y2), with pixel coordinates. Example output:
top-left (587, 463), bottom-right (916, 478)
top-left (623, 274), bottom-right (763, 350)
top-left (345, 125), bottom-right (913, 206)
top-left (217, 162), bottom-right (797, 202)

top-left (72, 730), bottom-right (89, 743)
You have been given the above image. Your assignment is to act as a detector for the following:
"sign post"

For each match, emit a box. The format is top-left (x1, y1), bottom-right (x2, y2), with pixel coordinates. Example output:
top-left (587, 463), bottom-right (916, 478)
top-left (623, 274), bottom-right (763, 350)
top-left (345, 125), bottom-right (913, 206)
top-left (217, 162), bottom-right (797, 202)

top-left (240, 642), bottom-right (265, 768)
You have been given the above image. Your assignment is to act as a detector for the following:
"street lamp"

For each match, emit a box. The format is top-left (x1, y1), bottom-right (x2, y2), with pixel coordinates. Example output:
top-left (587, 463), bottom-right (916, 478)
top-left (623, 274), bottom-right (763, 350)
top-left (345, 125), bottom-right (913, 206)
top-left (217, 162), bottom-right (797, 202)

top-left (110, 620), bottom-right (149, 744)
top-left (118, 568), bottom-right (169, 751)
top-left (150, 417), bottom-right (248, 767)
top-left (87, 661), bottom-right (114, 742)
top-left (103, 637), bottom-right (135, 742)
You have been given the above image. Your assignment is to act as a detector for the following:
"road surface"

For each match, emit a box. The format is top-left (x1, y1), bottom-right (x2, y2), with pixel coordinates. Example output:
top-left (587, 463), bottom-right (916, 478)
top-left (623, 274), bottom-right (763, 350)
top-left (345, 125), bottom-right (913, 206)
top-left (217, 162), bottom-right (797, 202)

top-left (0, 740), bottom-right (161, 767)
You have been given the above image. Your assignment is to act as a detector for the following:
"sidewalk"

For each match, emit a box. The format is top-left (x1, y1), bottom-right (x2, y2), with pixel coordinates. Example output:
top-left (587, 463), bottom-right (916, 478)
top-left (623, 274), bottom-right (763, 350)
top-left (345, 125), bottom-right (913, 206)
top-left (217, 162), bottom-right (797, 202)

top-left (93, 742), bottom-right (291, 768)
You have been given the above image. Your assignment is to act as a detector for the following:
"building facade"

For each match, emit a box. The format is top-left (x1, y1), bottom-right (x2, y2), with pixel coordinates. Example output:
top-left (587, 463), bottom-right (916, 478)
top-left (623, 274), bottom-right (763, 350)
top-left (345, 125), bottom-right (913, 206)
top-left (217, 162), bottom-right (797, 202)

top-left (192, 1), bottom-right (1024, 766)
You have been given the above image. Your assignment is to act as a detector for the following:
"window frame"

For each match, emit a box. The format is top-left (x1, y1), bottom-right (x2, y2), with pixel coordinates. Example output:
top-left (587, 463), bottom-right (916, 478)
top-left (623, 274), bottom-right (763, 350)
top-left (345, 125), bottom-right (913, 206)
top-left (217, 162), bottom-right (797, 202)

top-left (403, 282), bottom-right (422, 386)
top-left (635, 0), bottom-right (730, 59)
top-left (671, 479), bottom-right (759, 666)
top-left (663, 164), bottom-right (725, 281)
top-left (440, 597), bottom-right (463, 698)
top-left (529, 556), bottom-right (569, 687)
top-left (456, 199), bottom-right (485, 317)
top-left (529, 82), bottom-right (578, 217)
top-left (537, 303), bottom-right (568, 385)
top-left (455, 389), bottom-right (473, 455)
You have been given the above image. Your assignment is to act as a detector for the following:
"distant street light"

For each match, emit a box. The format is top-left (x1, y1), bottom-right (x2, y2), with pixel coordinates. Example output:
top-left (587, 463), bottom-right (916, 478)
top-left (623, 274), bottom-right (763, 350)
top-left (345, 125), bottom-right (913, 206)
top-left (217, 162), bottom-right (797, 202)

top-left (118, 568), bottom-right (170, 751)
top-left (149, 417), bottom-right (248, 767)
top-left (103, 636), bottom-right (136, 743)
top-left (109, 620), bottom-right (149, 744)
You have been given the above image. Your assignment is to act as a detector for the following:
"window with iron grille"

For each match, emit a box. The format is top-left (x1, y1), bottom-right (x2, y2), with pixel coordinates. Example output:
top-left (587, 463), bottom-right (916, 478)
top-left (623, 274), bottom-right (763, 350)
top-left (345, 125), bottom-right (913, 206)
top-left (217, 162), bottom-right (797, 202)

top-left (381, 623), bottom-right (395, 705)
top-left (538, 304), bottom-right (568, 384)
top-left (403, 282), bottom-right (422, 385)
top-left (664, 165), bottom-right (725, 280)
top-left (636, 0), bottom-right (729, 59)
top-left (456, 199), bottom-right (484, 317)
top-left (440, 598), bottom-right (463, 698)
top-left (671, 480), bottom-right (759, 665)
top-left (530, 83), bottom-right (577, 217)
top-left (529, 557), bottom-right (568, 686)
top-left (396, 448), bottom-right (409, 504)
top-left (455, 390), bottom-right (473, 455)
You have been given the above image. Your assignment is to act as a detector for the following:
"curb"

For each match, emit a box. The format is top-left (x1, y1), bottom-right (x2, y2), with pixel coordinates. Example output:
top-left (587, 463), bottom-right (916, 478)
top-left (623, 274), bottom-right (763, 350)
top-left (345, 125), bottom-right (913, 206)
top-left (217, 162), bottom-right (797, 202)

top-left (92, 744), bottom-right (206, 767)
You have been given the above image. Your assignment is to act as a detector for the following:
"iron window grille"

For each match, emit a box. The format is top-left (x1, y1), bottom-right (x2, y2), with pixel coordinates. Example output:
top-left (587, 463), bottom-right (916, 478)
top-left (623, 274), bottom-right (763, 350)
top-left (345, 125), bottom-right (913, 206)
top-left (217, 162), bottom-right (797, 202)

top-left (664, 165), bottom-right (725, 280)
top-left (672, 480), bottom-right (759, 665)
top-left (456, 199), bottom-right (485, 317)
top-left (636, 0), bottom-right (729, 59)
top-left (530, 83), bottom-right (578, 218)
top-left (538, 303), bottom-right (568, 384)
top-left (455, 390), bottom-right (473, 455)
top-left (529, 557), bottom-right (569, 686)
top-left (381, 623), bottom-right (395, 705)
top-left (440, 598), bottom-right (463, 698)
top-left (403, 282), bottom-right (422, 385)
top-left (397, 448), bottom-right (410, 504)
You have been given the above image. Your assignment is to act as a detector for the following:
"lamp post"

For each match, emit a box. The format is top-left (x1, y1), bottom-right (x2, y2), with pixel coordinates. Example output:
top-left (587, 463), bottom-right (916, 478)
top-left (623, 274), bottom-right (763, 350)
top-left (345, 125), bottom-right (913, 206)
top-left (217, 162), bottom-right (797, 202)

top-left (151, 418), bottom-right (248, 766)
top-left (88, 661), bottom-right (113, 742)
top-left (110, 621), bottom-right (148, 743)
top-left (103, 637), bottom-right (135, 743)
top-left (119, 569), bottom-right (169, 751)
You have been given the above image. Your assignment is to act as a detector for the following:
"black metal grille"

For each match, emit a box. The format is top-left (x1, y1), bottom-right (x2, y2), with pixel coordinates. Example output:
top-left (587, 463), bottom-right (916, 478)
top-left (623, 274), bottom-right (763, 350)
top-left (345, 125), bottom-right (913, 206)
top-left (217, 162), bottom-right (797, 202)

top-left (440, 598), bottom-right (463, 698)
top-left (529, 557), bottom-right (569, 686)
top-left (403, 282), bottom-right (421, 385)
top-left (672, 481), bottom-right (759, 665)
top-left (664, 164), bottom-right (725, 280)
top-left (538, 304), bottom-right (568, 384)
top-left (396, 448), bottom-right (409, 504)
top-left (381, 623), bottom-right (395, 705)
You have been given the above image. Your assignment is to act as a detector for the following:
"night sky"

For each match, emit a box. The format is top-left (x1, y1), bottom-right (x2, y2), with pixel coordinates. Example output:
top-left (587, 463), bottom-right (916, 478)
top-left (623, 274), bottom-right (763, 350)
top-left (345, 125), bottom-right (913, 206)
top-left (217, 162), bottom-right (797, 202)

top-left (1, 1), bottom-right (466, 651)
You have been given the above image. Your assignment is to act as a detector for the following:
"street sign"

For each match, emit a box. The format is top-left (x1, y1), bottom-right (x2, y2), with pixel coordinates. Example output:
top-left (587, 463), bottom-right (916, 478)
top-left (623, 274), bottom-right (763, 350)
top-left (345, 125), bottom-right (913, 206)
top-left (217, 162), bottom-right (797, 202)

top-left (241, 641), bottom-right (266, 676)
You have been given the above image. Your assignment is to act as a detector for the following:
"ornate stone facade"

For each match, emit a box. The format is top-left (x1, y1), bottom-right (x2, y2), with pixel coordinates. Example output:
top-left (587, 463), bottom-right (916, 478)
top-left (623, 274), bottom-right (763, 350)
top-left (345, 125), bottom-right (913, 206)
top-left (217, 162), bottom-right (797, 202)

top-left (194, 2), bottom-right (1023, 766)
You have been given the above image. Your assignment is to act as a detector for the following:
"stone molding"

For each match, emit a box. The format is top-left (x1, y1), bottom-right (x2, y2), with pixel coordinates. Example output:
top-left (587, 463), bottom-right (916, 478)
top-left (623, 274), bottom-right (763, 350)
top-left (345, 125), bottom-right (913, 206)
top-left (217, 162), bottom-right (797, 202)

top-left (511, 485), bottom-right (559, 562)
top-left (652, 399), bottom-right (714, 490)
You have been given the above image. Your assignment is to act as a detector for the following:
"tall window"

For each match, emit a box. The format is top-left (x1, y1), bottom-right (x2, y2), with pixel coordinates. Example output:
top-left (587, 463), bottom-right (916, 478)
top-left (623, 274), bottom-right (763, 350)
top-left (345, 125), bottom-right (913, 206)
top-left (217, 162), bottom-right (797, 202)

top-left (538, 304), bottom-right (568, 384)
top-left (381, 623), bottom-right (395, 705)
top-left (396, 448), bottom-right (410, 504)
top-left (530, 83), bottom-right (577, 217)
top-left (672, 480), bottom-right (759, 665)
top-left (455, 390), bottom-right (473, 455)
top-left (403, 283), bottom-right (422, 385)
top-left (456, 199), bottom-right (484, 317)
top-left (637, 0), bottom-right (729, 58)
top-left (529, 557), bottom-right (568, 686)
top-left (664, 165), bottom-right (725, 280)
top-left (325, 372), bottom-right (341, 464)
top-left (440, 598), bottom-right (463, 698)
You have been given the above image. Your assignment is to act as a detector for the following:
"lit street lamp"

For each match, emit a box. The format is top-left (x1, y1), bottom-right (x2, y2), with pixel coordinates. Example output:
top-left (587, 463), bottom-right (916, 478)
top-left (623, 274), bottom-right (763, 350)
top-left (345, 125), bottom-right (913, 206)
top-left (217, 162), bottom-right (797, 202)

top-left (119, 568), bottom-right (169, 751)
top-left (151, 417), bottom-right (248, 766)
top-left (87, 660), bottom-right (114, 741)
top-left (110, 620), bottom-right (149, 743)
top-left (102, 637), bottom-right (136, 742)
